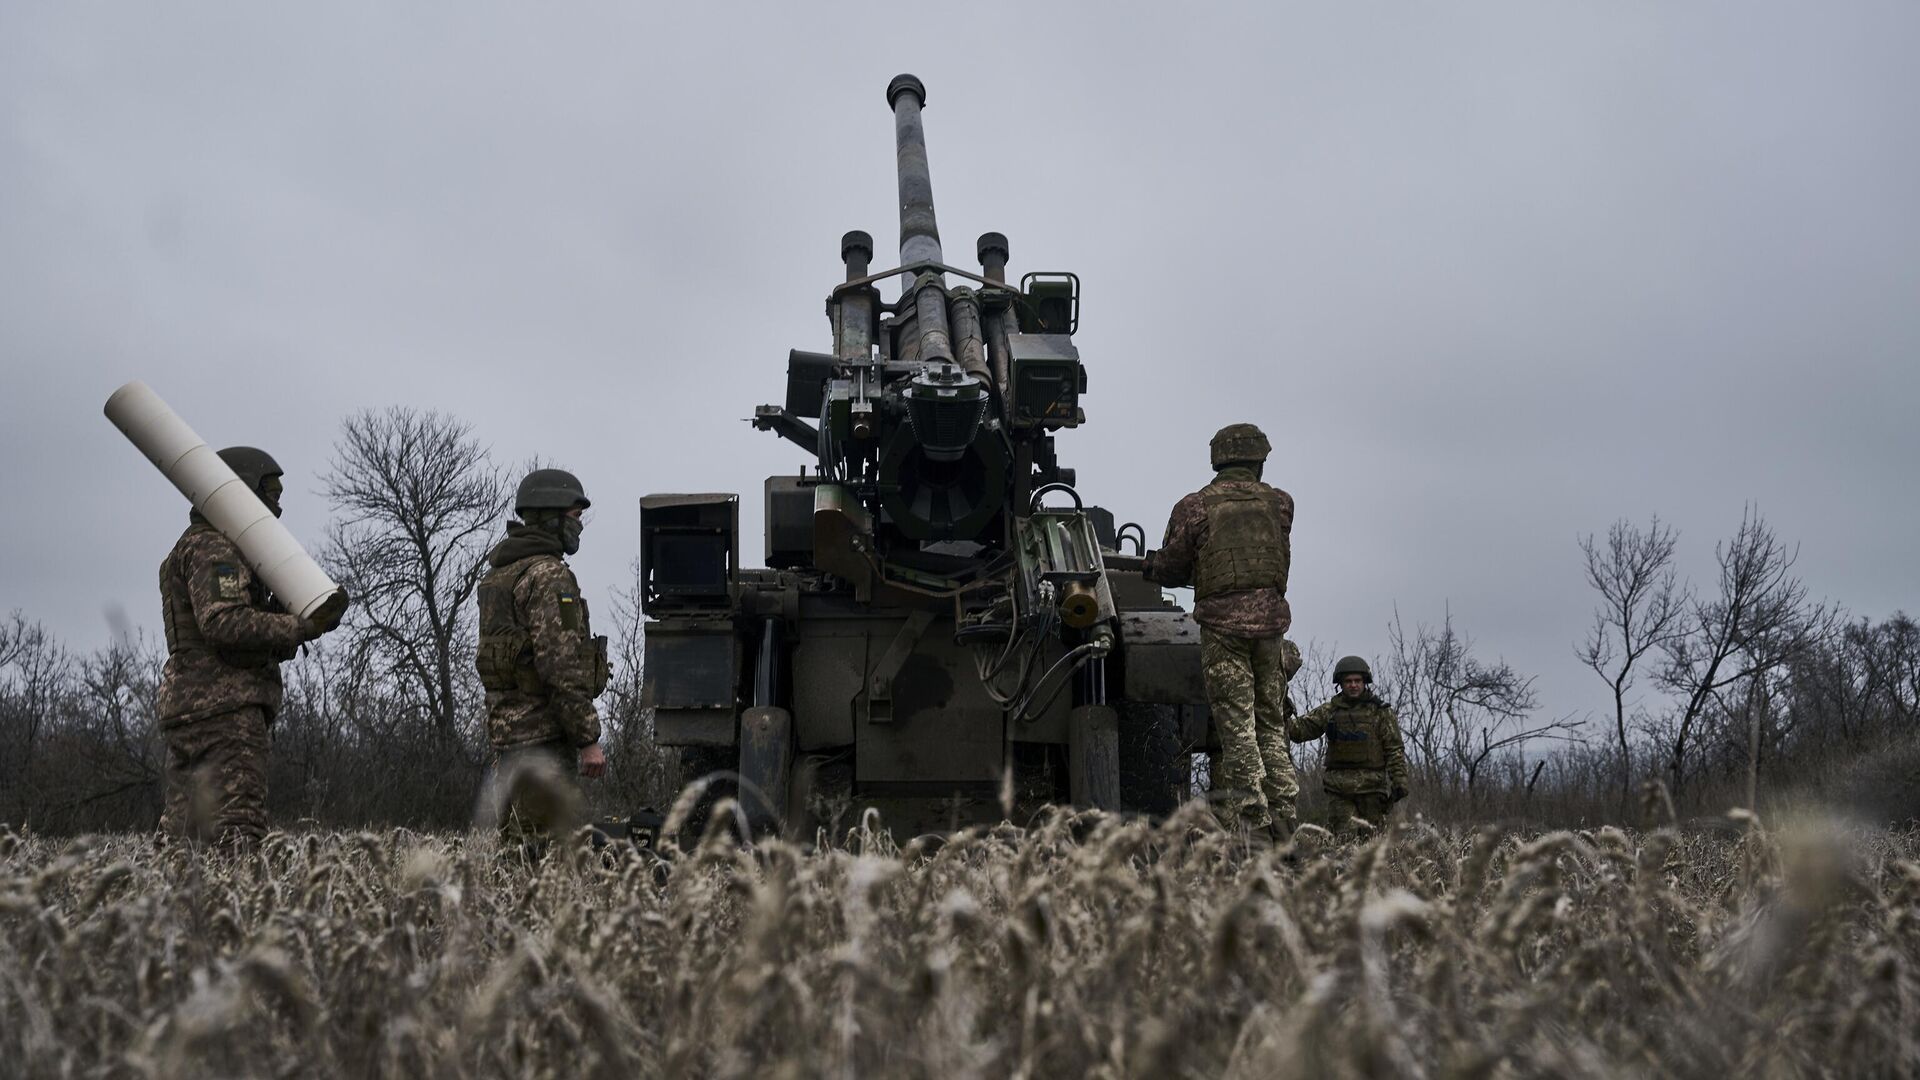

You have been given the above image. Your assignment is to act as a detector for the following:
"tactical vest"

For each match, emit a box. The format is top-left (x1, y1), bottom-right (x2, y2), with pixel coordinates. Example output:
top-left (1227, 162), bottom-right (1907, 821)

top-left (1325, 711), bottom-right (1388, 770)
top-left (476, 557), bottom-right (546, 694)
top-left (1193, 482), bottom-right (1290, 601)
top-left (159, 533), bottom-right (279, 667)
top-left (475, 557), bottom-right (611, 697)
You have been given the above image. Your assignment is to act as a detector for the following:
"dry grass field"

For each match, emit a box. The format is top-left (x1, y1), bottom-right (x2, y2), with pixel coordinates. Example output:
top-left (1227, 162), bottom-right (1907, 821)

top-left (3, 802), bottom-right (1917, 1079)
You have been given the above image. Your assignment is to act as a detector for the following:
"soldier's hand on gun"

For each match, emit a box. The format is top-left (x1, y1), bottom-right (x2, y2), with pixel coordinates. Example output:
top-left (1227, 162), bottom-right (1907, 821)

top-left (579, 743), bottom-right (607, 779)
top-left (1391, 785), bottom-right (1409, 804)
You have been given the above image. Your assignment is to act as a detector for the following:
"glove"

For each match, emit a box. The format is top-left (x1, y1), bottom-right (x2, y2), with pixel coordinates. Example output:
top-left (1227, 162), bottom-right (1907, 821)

top-left (1390, 785), bottom-right (1409, 804)
top-left (301, 589), bottom-right (351, 641)
top-left (1140, 550), bottom-right (1158, 583)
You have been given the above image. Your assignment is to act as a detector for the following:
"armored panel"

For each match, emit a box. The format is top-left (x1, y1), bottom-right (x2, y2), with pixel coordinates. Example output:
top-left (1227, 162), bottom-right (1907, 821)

top-left (656, 709), bottom-right (736, 747)
top-left (787, 598), bottom-right (1011, 783)
top-left (765, 475), bottom-right (813, 569)
top-left (1006, 334), bottom-right (1083, 428)
top-left (643, 620), bottom-right (737, 746)
top-left (1119, 609), bottom-right (1205, 704)
top-left (640, 493), bottom-right (738, 614)
top-left (858, 623), bottom-right (1005, 784)
top-left (1107, 569), bottom-right (1168, 612)
top-left (785, 350), bottom-right (837, 417)
top-left (1083, 505), bottom-right (1117, 550)
top-left (791, 622), bottom-right (865, 750)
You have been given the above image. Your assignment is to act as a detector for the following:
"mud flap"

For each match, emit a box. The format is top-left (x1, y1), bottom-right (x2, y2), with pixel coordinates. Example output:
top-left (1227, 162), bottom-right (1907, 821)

top-left (1068, 704), bottom-right (1120, 811)
top-left (740, 705), bottom-right (794, 834)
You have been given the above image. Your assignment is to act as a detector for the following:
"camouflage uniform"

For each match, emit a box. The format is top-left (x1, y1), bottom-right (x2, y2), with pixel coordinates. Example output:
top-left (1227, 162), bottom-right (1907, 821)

top-left (156, 519), bottom-right (307, 846)
top-left (1290, 692), bottom-right (1409, 835)
top-left (476, 522), bottom-right (607, 846)
top-left (1147, 460), bottom-right (1298, 832)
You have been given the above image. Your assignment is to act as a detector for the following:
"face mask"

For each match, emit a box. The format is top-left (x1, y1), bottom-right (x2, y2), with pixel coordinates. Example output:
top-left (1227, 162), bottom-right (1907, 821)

top-left (258, 477), bottom-right (284, 519)
top-left (560, 516), bottom-right (584, 555)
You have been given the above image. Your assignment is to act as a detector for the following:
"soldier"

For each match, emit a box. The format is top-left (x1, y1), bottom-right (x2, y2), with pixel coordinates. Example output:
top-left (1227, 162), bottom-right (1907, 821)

top-left (476, 468), bottom-right (609, 853)
top-left (1280, 638), bottom-right (1304, 722)
top-left (1143, 423), bottom-right (1298, 839)
top-left (157, 447), bottom-right (345, 847)
top-left (1290, 655), bottom-right (1410, 836)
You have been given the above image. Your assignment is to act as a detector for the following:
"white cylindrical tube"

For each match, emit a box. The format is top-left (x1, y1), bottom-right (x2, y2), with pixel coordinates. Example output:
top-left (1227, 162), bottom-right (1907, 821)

top-left (105, 380), bottom-right (343, 621)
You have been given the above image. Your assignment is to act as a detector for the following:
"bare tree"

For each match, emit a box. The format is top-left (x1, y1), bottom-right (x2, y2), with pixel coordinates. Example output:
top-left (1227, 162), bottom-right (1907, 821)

top-left (320, 408), bottom-right (507, 751)
top-left (0, 615), bottom-right (66, 822)
top-left (60, 634), bottom-right (165, 823)
top-left (602, 558), bottom-right (649, 748)
top-left (1655, 506), bottom-right (1835, 799)
top-left (593, 558), bottom-right (677, 811)
top-left (1381, 606), bottom-right (1576, 796)
top-left (1856, 613), bottom-right (1920, 732)
top-left (1578, 516), bottom-right (1687, 798)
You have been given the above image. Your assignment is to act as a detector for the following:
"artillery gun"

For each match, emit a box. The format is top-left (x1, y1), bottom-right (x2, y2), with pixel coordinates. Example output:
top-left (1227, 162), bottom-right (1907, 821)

top-left (640, 75), bottom-right (1211, 833)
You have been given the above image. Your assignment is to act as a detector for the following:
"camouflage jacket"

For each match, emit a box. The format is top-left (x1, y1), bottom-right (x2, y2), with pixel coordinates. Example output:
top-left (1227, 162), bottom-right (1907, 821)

top-left (1290, 691), bottom-right (1410, 796)
top-left (156, 519), bottom-right (307, 727)
top-left (1146, 466), bottom-right (1293, 637)
top-left (476, 525), bottom-right (604, 752)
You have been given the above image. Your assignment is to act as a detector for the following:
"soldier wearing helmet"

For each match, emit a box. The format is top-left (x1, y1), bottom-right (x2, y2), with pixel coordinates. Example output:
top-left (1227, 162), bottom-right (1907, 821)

top-left (156, 446), bottom-right (347, 847)
top-left (1142, 423), bottom-right (1298, 839)
top-left (1290, 654), bottom-right (1410, 836)
top-left (476, 468), bottom-right (610, 855)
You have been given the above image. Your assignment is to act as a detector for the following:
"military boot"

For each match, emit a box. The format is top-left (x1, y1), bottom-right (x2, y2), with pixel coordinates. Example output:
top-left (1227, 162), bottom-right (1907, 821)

top-left (1265, 816), bottom-right (1297, 845)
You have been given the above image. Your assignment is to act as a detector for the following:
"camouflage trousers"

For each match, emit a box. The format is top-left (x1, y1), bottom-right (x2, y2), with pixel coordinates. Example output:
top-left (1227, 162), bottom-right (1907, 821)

top-left (488, 739), bottom-right (583, 859)
top-left (1200, 628), bottom-right (1298, 831)
top-left (160, 706), bottom-right (270, 848)
top-left (1326, 791), bottom-right (1391, 837)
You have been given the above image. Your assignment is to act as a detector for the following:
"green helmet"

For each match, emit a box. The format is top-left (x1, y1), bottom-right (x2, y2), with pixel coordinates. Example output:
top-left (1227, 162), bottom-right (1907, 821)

top-left (1282, 638), bottom-right (1303, 680)
top-left (515, 468), bottom-right (590, 514)
top-left (1334, 655), bottom-right (1373, 684)
top-left (217, 446), bottom-right (283, 490)
top-left (1209, 423), bottom-right (1271, 470)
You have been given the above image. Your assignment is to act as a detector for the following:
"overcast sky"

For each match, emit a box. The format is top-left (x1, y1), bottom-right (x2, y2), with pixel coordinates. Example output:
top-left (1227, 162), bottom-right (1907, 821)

top-left (3, 2), bottom-right (1916, 729)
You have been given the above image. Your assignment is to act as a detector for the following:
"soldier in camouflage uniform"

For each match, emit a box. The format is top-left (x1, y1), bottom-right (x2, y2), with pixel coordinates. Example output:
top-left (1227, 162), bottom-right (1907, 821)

top-left (156, 447), bottom-right (346, 847)
top-left (476, 469), bottom-right (609, 853)
top-left (1143, 423), bottom-right (1299, 839)
top-left (1290, 655), bottom-right (1410, 836)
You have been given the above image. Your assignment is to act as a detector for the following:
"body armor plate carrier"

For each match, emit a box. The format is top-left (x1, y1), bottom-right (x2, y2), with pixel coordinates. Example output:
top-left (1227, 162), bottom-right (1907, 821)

top-left (159, 532), bottom-right (285, 668)
top-left (476, 558), bottom-right (546, 695)
top-left (1193, 482), bottom-right (1291, 601)
top-left (475, 557), bottom-right (611, 697)
top-left (1326, 716), bottom-right (1388, 769)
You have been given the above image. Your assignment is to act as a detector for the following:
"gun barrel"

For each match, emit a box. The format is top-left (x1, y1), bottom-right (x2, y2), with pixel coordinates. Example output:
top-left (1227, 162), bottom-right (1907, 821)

top-left (887, 74), bottom-right (943, 268)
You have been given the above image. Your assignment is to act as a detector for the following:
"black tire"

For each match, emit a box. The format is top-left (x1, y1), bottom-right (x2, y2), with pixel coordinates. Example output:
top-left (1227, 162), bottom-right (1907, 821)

top-left (1118, 701), bottom-right (1186, 816)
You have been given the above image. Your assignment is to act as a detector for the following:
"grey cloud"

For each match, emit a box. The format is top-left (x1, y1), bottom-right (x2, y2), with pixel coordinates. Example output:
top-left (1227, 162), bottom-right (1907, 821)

top-left (3, 2), bottom-right (1916, 726)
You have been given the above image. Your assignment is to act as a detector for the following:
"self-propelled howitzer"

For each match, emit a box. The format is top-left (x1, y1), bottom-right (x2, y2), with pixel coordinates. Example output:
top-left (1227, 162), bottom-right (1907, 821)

top-left (639, 75), bottom-right (1213, 834)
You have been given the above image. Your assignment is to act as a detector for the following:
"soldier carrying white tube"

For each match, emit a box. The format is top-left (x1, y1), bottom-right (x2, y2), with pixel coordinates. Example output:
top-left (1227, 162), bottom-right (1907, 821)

top-left (106, 382), bottom-right (350, 848)
top-left (154, 446), bottom-right (347, 847)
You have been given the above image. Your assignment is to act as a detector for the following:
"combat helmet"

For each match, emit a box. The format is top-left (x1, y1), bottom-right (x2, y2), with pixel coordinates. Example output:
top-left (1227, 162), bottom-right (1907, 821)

top-left (1334, 655), bottom-right (1373, 684)
top-left (217, 446), bottom-right (283, 491)
top-left (1282, 638), bottom-right (1304, 680)
top-left (515, 468), bottom-right (591, 514)
top-left (1209, 423), bottom-right (1271, 470)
